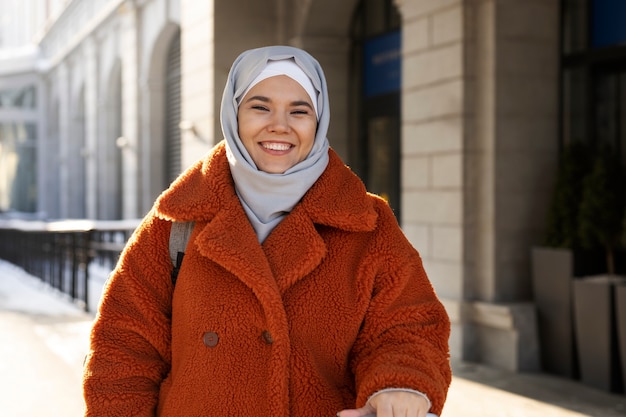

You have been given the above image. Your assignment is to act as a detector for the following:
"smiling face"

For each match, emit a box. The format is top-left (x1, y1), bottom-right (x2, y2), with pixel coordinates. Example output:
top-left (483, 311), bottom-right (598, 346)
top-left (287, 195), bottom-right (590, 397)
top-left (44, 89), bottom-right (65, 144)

top-left (237, 75), bottom-right (317, 174)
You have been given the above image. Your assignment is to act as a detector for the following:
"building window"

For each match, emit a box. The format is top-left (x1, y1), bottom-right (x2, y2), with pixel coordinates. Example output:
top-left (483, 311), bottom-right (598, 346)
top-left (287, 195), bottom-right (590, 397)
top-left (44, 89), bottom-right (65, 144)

top-left (0, 121), bottom-right (37, 213)
top-left (591, 0), bottom-right (626, 48)
top-left (561, 0), bottom-right (626, 163)
top-left (350, 0), bottom-right (401, 219)
top-left (562, 0), bottom-right (588, 55)
top-left (0, 83), bottom-right (38, 213)
top-left (0, 85), bottom-right (36, 109)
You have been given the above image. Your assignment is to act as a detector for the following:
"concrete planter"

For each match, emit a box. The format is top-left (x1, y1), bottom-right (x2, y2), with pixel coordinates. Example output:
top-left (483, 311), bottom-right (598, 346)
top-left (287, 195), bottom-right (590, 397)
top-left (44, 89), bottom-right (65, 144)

top-left (531, 247), bottom-right (577, 378)
top-left (572, 275), bottom-right (626, 393)
top-left (615, 284), bottom-right (626, 392)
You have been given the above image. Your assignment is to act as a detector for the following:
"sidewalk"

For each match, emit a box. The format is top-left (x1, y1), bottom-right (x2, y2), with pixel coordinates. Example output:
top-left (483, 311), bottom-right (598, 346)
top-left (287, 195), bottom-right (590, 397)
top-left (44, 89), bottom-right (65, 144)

top-left (0, 259), bottom-right (625, 417)
top-left (446, 361), bottom-right (625, 417)
top-left (0, 260), bottom-right (93, 417)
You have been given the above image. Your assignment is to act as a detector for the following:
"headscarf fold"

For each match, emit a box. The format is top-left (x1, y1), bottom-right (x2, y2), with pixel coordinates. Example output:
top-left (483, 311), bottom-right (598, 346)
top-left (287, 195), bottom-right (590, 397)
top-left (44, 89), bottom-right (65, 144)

top-left (220, 46), bottom-right (331, 243)
top-left (237, 59), bottom-right (319, 118)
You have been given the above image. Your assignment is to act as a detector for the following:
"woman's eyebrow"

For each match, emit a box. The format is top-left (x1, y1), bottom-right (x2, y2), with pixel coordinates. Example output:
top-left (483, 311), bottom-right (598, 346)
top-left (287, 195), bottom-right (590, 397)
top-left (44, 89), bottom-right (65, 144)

top-left (244, 96), bottom-right (313, 109)
top-left (291, 100), bottom-right (313, 109)
top-left (244, 95), bottom-right (270, 103)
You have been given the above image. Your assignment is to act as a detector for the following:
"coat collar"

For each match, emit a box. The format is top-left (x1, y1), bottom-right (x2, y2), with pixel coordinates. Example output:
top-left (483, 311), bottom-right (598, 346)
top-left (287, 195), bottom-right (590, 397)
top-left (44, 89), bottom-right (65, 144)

top-left (154, 142), bottom-right (237, 223)
top-left (154, 141), bottom-right (378, 233)
top-left (154, 141), bottom-right (378, 293)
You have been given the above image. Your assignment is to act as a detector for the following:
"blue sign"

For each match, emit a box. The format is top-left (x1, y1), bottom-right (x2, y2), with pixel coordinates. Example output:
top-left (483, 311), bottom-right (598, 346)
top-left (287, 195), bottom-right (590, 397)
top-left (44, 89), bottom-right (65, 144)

top-left (363, 31), bottom-right (401, 98)
top-left (592, 0), bottom-right (626, 48)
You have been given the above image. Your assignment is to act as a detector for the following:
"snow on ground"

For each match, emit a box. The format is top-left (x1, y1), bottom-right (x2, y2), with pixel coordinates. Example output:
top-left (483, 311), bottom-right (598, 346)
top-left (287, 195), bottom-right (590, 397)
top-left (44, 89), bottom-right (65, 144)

top-left (0, 259), bottom-right (94, 417)
top-left (0, 259), bottom-right (88, 316)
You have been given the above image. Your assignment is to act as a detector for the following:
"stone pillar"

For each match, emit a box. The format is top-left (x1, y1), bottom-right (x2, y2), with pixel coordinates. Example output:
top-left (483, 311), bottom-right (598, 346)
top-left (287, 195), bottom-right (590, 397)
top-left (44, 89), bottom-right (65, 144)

top-left (139, 74), bottom-right (167, 213)
top-left (37, 75), bottom-right (52, 217)
top-left (83, 37), bottom-right (99, 219)
top-left (395, 0), bottom-right (557, 372)
top-left (462, 0), bottom-right (558, 371)
top-left (97, 59), bottom-right (122, 221)
top-left (180, 0), bottom-right (215, 169)
top-left (480, 0), bottom-right (559, 302)
top-left (395, 0), bottom-right (467, 358)
top-left (57, 63), bottom-right (70, 219)
top-left (119, 0), bottom-right (140, 218)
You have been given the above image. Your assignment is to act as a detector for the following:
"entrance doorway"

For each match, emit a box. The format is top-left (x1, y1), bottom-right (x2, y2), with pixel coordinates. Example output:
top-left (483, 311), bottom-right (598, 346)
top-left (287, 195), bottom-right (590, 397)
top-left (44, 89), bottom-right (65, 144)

top-left (561, 0), bottom-right (626, 160)
top-left (350, 0), bottom-right (401, 218)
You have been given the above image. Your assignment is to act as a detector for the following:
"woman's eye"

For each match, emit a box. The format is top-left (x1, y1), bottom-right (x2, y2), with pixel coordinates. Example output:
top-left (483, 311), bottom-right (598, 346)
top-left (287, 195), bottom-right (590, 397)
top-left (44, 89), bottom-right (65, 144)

top-left (251, 105), bottom-right (269, 111)
top-left (292, 109), bottom-right (309, 115)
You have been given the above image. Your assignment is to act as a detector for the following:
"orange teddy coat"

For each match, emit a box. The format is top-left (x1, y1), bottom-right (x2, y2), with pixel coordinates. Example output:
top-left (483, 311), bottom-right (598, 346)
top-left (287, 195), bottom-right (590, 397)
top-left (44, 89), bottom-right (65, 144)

top-left (83, 141), bottom-right (451, 416)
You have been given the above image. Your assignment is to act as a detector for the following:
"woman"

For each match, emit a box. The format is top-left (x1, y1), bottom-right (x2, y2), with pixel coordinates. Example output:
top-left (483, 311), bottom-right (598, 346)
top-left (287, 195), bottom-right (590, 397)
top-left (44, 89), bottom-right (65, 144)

top-left (83, 45), bottom-right (451, 417)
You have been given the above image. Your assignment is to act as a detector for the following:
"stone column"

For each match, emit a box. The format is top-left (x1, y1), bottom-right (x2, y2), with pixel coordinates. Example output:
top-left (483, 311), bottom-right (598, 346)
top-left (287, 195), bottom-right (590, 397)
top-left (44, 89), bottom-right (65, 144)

top-left (37, 75), bottom-right (52, 217)
top-left (462, 0), bottom-right (558, 371)
top-left (119, 0), bottom-right (140, 218)
top-left (395, 0), bottom-right (557, 372)
top-left (57, 63), bottom-right (70, 218)
top-left (179, 0), bottom-right (215, 169)
top-left (83, 36), bottom-right (99, 219)
top-left (395, 0), bottom-right (467, 357)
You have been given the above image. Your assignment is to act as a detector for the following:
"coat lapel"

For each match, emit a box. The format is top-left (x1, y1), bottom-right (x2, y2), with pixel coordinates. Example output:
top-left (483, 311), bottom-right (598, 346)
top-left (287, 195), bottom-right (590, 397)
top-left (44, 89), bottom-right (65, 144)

top-left (155, 142), bottom-right (282, 299)
top-left (194, 200), bottom-right (278, 295)
top-left (155, 142), bottom-right (378, 298)
top-left (261, 208), bottom-right (327, 294)
top-left (260, 150), bottom-right (379, 294)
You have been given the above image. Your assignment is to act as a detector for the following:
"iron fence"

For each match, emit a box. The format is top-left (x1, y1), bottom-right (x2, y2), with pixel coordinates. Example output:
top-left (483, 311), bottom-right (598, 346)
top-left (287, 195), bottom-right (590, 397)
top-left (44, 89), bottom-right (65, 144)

top-left (0, 219), bottom-right (140, 311)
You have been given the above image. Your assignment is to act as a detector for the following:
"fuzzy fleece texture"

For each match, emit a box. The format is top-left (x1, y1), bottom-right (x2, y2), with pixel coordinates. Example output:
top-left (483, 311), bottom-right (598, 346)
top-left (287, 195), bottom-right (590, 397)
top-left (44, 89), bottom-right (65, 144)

top-left (82, 141), bottom-right (451, 417)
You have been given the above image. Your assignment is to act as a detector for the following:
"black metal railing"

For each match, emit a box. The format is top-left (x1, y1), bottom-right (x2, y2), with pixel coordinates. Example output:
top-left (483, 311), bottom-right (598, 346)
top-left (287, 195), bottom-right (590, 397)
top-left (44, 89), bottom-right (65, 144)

top-left (0, 219), bottom-right (140, 311)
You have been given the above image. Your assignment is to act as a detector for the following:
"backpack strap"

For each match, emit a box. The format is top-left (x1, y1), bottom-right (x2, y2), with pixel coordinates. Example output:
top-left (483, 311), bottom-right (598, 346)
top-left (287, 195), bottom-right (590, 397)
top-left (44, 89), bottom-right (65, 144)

top-left (169, 221), bottom-right (195, 286)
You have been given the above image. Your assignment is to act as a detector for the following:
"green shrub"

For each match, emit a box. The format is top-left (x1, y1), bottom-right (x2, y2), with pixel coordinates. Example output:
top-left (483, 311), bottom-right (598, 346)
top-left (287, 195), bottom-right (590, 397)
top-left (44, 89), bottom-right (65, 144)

top-left (577, 146), bottom-right (624, 275)
top-left (544, 141), bottom-right (593, 248)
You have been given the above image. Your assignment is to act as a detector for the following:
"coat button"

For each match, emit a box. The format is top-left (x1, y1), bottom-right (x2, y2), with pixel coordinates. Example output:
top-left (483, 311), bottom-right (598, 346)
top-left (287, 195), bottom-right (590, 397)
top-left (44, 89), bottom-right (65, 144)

top-left (203, 332), bottom-right (219, 347)
top-left (262, 330), bottom-right (273, 345)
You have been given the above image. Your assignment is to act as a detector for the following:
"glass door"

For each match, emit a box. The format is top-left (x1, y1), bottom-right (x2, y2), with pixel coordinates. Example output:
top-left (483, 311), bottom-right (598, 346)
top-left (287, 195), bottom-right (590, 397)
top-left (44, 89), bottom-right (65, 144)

top-left (350, 0), bottom-right (401, 219)
top-left (363, 92), bottom-right (400, 217)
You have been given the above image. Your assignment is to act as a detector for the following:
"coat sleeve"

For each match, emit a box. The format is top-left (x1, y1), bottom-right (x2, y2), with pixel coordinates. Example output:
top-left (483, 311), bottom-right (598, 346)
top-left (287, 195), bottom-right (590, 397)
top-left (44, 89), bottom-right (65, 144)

top-left (82, 214), bottom-right (173, 417)
top-left (349, 201), bottom-right (452, 416)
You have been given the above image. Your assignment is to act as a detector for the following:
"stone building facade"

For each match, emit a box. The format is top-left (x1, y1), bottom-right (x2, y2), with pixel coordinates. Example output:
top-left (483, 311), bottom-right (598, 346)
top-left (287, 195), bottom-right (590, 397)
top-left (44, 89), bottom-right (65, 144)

top-left (0, 0), bottom-right (567, 373)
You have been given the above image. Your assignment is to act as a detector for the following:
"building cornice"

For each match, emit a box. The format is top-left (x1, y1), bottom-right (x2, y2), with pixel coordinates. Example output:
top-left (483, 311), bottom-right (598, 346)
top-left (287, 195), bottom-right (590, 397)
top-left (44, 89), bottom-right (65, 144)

top-left (36, 0), bottom-right (127, 72)
top-left (0, 45), bottom-right (40, 77)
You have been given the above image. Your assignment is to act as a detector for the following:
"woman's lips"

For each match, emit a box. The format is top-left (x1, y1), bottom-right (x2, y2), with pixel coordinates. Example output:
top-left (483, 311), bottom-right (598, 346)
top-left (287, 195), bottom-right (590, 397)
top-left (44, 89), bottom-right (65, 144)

top-left (261, 142), bottom-right (292, 151)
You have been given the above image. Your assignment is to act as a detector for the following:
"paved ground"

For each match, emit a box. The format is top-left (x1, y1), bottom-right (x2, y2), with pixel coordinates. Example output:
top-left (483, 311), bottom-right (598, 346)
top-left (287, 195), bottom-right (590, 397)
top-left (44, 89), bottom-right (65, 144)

top-left (0, 261), bottom-right (92, 417)
top-left (1, 260), bottom-right (625, 417)
top-left (446, 361), bottom-right (625, 417)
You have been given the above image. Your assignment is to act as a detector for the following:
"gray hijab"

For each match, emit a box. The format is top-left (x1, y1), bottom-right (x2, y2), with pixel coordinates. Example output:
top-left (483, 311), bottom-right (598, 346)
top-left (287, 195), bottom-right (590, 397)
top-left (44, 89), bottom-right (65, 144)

top-left (220, 46), bottom-right (330, 243)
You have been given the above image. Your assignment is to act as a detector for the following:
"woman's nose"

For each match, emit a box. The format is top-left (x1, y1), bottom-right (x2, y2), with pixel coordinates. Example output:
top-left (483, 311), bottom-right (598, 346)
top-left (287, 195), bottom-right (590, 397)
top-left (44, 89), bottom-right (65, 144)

top-left (268, 112), bottom-right (290, 133)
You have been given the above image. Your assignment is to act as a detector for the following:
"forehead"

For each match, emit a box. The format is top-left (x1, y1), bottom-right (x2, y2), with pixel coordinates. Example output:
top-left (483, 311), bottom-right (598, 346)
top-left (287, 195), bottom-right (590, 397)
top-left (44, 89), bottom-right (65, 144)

top-left (246, 75), bottom-right (310, 98)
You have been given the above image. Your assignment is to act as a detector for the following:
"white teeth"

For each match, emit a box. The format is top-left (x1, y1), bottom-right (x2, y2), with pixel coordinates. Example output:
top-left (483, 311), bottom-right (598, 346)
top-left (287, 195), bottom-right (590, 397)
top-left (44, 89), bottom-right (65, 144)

top-left (262, 142), bottom-right (291, 151)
